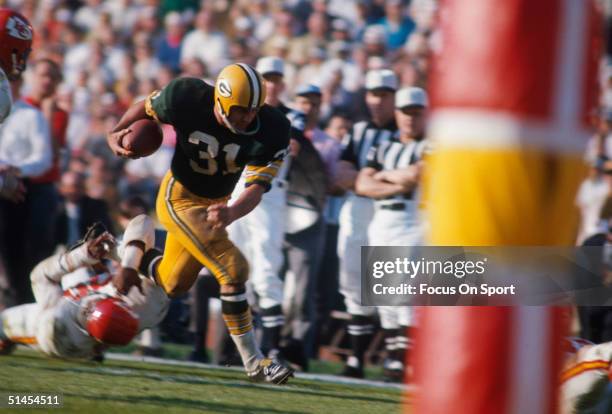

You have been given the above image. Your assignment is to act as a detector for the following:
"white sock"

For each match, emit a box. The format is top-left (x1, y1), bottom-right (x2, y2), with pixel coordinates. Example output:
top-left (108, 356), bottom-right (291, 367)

top-left (121, 244), bottom-right (144, 270)
top-left (347, 355), bottom-right (361, 368)
top-left (230, 329), bottom-right (264, 373)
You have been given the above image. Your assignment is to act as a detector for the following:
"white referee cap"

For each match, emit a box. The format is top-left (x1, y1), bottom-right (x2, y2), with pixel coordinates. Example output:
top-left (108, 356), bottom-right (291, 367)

top-left (365, 69), bottom-right (398, 91)
top-left (395, 87), bottom-right (429, 109)
top-left (256, 56), bottom-right (285, 77)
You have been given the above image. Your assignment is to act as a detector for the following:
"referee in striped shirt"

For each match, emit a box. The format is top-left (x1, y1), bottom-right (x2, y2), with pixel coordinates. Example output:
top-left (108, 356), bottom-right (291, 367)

top-left (355, 87), bottom-right (429, 381)
top-left (336, 69), bottom-right (398, 378)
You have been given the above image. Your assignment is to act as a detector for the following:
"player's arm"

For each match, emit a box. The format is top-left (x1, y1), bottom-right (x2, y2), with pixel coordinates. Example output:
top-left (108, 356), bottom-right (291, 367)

top-left (208, 146), bottom-right (288, 229)
top-left (208, 118), bottom-right (291, 230)
top-left (107, 99), bottom-right (150, 158)
top-left (230, 183), bottom-right (266, 219)
top-left (30, 232), bottom-right (115, 309)
top-left (111, 99), bottom-right (150, 132)
top-left (112, 215), bottom-right (157, 295)
top-left (355, 167), bottom-right (407, 199)
top-left (108, 78), bottom-right (202, 157)
top-left (207, 184), bottom-right (266, 230)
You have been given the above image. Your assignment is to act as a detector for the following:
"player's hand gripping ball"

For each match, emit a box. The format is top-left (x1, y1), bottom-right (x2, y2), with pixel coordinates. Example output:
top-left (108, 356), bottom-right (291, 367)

top-left (122, 119), bottom-right (163, 158)
top-left (108, 119), bottom-right (162, 159)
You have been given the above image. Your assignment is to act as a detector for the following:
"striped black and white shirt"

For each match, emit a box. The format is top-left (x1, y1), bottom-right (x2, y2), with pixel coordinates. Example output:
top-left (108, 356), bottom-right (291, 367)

top-left (365, 134), bottom-right (429, 201)
top-left (340, 120), bottom-right (397, 170)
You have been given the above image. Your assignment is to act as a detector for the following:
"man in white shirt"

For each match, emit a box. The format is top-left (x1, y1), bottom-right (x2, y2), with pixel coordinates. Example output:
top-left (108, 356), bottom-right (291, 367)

top-left (0, 8), bottom-right (33, 201)
top-left (0, 76), bottom-right (52, 305)
top-left (0, 8), bottom-right (33, 307)
top-left (180, 9), bottom-right (229, 75)
top-left (0, 81), bottom-right (53, 180)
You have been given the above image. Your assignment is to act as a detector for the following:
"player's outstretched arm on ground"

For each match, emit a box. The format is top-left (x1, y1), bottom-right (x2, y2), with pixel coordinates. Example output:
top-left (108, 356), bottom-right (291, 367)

top-left (107, 99), bottom-right (151, 158)
top-left (112, 214), bottom-right (156, 295)
top-left (112, 267), bottom-right (143, 296)
top-left (30, 232), bottom-right (115, 309)
top-left (355, 167), bottom-right (407, 199)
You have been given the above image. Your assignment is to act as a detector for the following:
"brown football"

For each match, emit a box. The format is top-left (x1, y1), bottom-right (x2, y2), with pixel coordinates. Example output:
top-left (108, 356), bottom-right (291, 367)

top-left (123, 119), bottom-right (163, 157)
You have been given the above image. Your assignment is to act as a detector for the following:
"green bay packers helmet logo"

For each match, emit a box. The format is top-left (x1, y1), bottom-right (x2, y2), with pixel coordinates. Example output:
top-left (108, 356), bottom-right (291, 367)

top-left (215, 63), bottom-right (266, 115)
top-left (214, 63), bottom-right (266, 134)
top-left (217, 79), bottom-right (232, 98)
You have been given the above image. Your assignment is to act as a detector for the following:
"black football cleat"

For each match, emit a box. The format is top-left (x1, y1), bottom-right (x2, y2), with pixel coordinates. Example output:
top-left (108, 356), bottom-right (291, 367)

top-left (248, 358), bottom-right (294, 385)
top-left (340, 364), bottom-right (364, 379)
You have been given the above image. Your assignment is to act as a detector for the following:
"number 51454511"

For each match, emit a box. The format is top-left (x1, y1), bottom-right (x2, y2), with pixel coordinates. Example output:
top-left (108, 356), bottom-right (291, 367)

top-left (3, 393), bottom-right (62, 407)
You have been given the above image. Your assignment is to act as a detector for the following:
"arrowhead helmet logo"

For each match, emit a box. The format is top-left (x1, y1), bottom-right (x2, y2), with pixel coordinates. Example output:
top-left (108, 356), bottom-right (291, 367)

top-left (217, 79), bottom-right (232, 98)
top-left (6, 16), bottom-right (32, 41)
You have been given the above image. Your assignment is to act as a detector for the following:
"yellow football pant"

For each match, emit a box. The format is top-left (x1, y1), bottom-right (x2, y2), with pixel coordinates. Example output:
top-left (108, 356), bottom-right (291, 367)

top-left (155, 172), bottom-right (249, 297)
top-left (424, 148), bottom-right (586, 246)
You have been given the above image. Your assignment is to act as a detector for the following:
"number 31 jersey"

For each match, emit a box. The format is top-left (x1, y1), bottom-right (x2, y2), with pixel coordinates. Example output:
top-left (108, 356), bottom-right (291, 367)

top-left (145, 77), bottom-right (290, 199)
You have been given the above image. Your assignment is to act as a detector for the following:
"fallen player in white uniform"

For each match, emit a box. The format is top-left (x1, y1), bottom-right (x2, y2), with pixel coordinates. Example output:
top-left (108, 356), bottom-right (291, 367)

top-left (0, 215), bottom-right (169, 359)
top-left (561, 337), bottom-right (612, 413)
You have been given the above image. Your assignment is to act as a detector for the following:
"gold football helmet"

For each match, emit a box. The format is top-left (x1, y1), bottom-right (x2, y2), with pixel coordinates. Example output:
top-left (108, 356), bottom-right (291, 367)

top-left (214, 63), bottom-right (266, 134)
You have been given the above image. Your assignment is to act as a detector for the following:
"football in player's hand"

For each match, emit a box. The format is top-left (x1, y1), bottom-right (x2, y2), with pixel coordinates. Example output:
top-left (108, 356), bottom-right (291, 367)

top-left (123, 119), bottom-right (163, 157)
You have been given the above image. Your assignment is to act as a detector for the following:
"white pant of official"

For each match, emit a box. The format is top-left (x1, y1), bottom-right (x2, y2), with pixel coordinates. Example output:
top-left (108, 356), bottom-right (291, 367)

top-left (368, 201), bottom-right (426, 329)
top-left (338, 193), bottom-right (375, 317)
top-left (228, 178), bottom-right (287, 309)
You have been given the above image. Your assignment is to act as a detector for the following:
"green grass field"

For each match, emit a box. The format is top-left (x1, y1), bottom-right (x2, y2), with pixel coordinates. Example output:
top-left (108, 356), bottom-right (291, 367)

top-left (0, 349), bottom-right (407, 414)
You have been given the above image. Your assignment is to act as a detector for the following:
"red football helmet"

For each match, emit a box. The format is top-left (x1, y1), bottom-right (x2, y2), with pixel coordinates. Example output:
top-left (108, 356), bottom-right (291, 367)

top-left (86, 298), bottom-right (139, 346)
top-left (0, 9), bottom-right (33, 79)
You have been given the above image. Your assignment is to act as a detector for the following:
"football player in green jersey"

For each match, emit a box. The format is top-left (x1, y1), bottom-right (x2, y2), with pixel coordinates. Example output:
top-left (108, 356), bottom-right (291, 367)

top-left (107, 63), bottom-right (293, 384)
